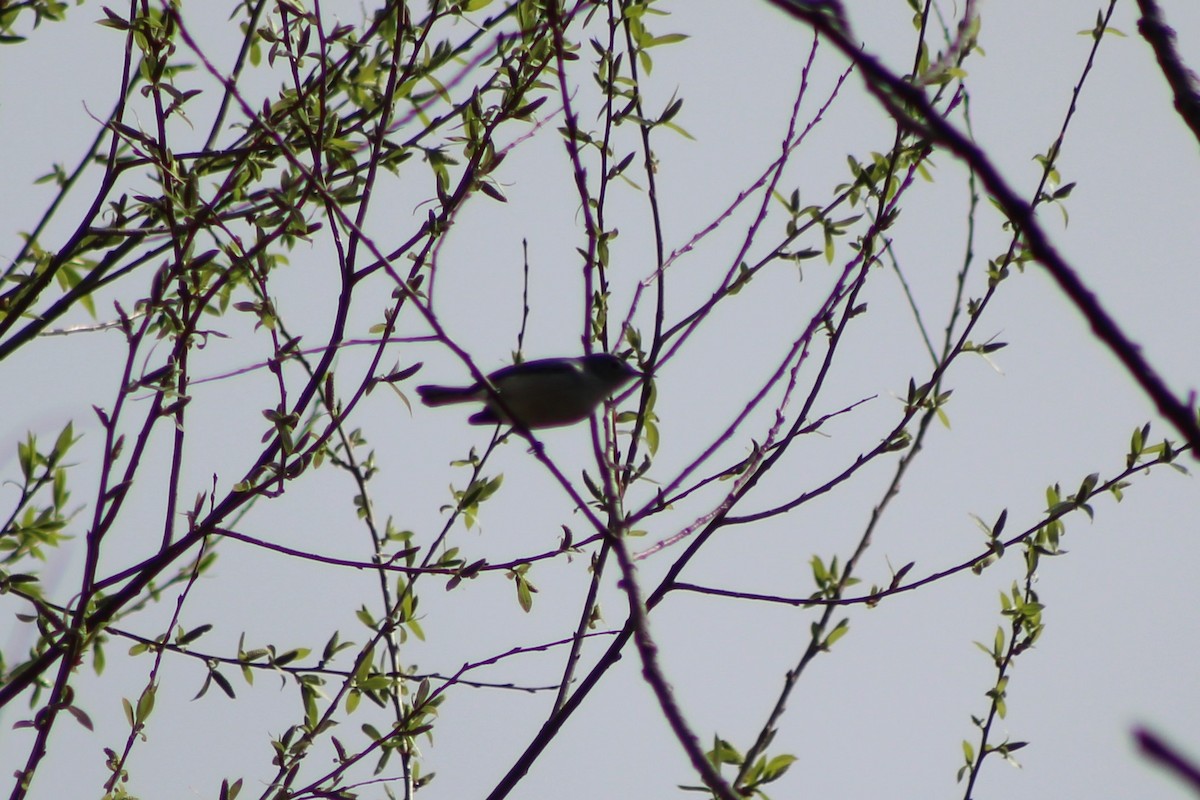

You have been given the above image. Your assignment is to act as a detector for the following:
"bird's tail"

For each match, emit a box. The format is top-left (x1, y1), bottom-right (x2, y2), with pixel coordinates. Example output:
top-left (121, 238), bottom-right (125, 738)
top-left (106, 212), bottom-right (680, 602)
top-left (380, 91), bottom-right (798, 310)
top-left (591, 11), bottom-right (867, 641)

top-left (415, 384), bottom-right (480, 407)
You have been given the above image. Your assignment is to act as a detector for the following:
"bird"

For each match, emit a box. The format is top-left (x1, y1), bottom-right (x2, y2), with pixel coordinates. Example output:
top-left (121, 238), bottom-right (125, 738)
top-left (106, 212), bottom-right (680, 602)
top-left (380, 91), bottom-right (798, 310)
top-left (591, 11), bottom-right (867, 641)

top-left (416, 353), bottom-right (642, 429)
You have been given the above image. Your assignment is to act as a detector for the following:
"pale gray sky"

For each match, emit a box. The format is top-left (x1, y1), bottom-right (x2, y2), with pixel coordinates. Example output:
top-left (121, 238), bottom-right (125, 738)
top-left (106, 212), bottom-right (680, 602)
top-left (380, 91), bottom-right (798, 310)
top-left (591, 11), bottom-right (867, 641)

top-left (2, 2), bottom-right (1199, 799)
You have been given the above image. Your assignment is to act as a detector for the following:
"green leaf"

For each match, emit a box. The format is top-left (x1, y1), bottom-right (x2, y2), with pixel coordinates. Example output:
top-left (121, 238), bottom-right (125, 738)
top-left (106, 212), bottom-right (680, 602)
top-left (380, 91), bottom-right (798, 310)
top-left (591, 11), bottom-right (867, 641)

top-left (645, 33), bottom-right (688, 47)
top-left (66, 704), bottom-right (94, 730)
top-left (136, 683), bottom-right (156, 722)
top-left (211, 669), bottom-right (236, 699)
top-left (177, 624), bottom-right (213, 645)
top-left (52, 421), bottom-right (76, 459)
top-left (822, 618), bottom-right (850, 649)
top-left (97, 6), bottom-right (130, 30)
top-left (219, 778), bottom-right (243, 800)
top-left (708, 737), bottom-right (742, 766)
top-left (516, 576), bottom-right (534, 612)
top-left (762, 753), bottom-right (797, 782)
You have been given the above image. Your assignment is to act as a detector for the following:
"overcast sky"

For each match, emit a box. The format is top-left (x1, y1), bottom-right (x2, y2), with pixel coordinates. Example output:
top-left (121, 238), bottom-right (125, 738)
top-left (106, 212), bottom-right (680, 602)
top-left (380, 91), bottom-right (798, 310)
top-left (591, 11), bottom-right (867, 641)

top-left (2, 2), bottom-right (1199, 799)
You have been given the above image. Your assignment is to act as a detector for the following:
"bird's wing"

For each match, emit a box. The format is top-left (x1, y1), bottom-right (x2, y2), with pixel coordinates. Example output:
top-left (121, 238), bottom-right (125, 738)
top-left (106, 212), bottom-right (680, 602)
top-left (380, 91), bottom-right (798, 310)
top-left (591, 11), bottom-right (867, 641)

top-left (489, 358), bottom-right (582, 381)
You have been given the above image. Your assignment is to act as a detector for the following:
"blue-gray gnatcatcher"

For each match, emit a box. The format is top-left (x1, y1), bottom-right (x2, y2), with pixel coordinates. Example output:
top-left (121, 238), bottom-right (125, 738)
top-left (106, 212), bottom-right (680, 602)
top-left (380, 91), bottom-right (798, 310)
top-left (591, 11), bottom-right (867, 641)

top-left (416, 353), bottom-right (642, 429)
